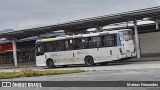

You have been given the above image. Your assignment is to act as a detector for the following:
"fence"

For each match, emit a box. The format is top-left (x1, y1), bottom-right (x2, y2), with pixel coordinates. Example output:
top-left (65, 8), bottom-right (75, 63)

top-left (0, 53), bottom-right (35, 65)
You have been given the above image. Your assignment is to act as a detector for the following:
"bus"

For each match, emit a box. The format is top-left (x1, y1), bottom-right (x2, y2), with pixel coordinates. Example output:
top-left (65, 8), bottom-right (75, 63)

top-left (35, 29), bottom-right (136, 68)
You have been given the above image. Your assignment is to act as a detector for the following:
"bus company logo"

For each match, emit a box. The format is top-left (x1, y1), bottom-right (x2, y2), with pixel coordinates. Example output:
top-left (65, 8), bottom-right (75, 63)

top-left (2, 82), bottom-right (11, 87)
top-left (77, 51), bottom-right (88, 54)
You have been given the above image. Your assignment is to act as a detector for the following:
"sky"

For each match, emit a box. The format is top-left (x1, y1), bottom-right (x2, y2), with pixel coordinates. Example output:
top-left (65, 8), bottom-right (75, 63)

top-left (0, 0), bottom-right (160, 31)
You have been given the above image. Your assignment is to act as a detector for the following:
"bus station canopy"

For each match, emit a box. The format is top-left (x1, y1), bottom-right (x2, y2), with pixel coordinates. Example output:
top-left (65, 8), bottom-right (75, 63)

top-left (0, 6), bottom-right (160, 39)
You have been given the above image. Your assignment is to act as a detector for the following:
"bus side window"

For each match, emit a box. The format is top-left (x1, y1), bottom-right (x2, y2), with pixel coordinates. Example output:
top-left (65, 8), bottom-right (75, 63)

top-left (55, 41), bottom-right (65, 51)
top-left (72, 39), bottom-right (77, 49)
top-left (81, 38), bottom-right (86, 49)
top-left (60, 41), bottom-right (65, 51)
top-left (46, 42), bottom-right (55, 52)
top-left (65, 40), bottom-right (69, 50)
top-left (103, 34), bottom-right (116, 47)
top-left (84, 37), bottom-right (88, 48)
top-left (65, 39), bottom-right (75, 50)
top-left (103, 35), bottom-right (108, 47)
top-left (76, 38), bottom-right (88, 49)
top-left (101, 36), bottom-right (105, 46)
top-left (88, 37), bottom-right (93, 48)
top-left (76, 38), bottom-right (81, 49)
top-left (96, 36), bottom-right (101, 47)
top-left (90, 36), bottom-right (101, 48)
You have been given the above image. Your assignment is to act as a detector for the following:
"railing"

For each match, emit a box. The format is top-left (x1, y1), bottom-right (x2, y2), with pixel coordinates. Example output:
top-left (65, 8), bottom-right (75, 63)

top-left (0, 54), bottom-right (35, 65)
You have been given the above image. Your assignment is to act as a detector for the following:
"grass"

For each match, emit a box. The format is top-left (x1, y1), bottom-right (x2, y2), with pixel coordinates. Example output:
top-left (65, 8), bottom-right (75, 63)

top-left (0, 68), bottom-right (85, 79)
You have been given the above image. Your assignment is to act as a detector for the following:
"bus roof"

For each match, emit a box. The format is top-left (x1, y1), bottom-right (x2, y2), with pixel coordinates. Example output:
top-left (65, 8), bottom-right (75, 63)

top-left (36, 29), bottom-right (131, 43)
top-left (37, 36), bottom-right (73, 42)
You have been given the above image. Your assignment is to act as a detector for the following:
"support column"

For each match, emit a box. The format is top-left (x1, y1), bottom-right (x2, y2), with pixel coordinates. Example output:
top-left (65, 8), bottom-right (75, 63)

top-left (133, 20), bottom-right (141, 58)
top-left (12, 38), bottom-right (17, 66)
top-left (155, 18), bottom-right (159, 29)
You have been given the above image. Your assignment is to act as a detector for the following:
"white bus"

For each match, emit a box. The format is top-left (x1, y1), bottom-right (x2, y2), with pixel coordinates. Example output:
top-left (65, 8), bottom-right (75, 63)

top-left (35, 29), bottom-right (136, 68)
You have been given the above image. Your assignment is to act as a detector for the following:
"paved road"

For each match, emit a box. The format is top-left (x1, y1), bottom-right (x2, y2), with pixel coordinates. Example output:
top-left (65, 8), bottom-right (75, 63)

top-left (1, 60), bottom-right (160, 90)
top-left (1, 60), bottom-right (160, 72)
top-left (41, 60), bottom-right (160, 71)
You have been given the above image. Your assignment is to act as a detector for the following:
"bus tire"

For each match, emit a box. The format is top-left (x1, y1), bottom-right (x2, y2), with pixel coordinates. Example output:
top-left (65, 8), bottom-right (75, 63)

top-left (46, 59), bottom-right (54, 68)
top-left (85, 56), bottom-right (94, 66)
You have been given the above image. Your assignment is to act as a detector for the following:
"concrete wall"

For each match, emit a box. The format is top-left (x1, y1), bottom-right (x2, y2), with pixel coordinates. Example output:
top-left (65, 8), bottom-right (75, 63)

top-left (139, 31), bottom-right (160, 54)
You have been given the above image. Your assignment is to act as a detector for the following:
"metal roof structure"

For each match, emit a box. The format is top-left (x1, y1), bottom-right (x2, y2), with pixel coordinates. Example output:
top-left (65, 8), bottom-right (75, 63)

top-left (0, 6), bottom-right (160, 39)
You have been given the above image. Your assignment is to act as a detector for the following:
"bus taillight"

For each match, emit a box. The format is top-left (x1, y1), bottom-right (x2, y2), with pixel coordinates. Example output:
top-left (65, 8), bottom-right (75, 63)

top-left (119, 48), bottom-right (123, 55)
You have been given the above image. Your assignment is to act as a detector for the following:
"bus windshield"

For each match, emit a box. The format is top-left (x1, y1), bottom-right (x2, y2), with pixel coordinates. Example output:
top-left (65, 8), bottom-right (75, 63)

top-left (119, 30), bottom-right (133, 41)
top-left (35, 42), bottom-right (45, 56)
top-left (128, 31), bottom-right (133, 40)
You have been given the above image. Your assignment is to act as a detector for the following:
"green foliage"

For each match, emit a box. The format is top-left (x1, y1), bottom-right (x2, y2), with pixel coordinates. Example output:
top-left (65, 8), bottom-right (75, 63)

top-left (0, 68), bottom-right (85, 79)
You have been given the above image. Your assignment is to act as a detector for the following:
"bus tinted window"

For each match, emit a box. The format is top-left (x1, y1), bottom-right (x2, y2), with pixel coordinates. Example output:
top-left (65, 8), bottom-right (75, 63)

top-left (54, 41), bottom-right (65, 51)
top-left (65, 39), bottom-right (76, 50)
top-left (103, 34), bottom-right (116, 47)
top-left (76, 38), bottom-right (88, 49)
top-left (36, 33), bottom-right (118, 53)
top-left (76, 37), bottom-right (101, 49)
top-left (88, 36), bottom-right (101, 48)
top-left (46, 42), bottom-right (55, 52)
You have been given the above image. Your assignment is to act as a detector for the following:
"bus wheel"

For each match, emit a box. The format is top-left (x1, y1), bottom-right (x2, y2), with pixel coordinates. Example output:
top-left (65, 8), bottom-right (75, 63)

top-left (85, 56), bottom-right (94, 66)
top-left (46, 59), bottom-right (54, 68)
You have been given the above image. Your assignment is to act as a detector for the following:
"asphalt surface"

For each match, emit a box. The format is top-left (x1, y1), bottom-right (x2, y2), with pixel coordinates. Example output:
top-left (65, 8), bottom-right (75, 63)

top-left (0, 57), bottom-right (160, 90)
top-left (1, 59), bottom-right (160, 72)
